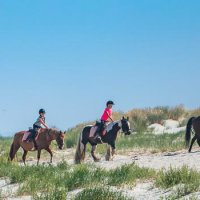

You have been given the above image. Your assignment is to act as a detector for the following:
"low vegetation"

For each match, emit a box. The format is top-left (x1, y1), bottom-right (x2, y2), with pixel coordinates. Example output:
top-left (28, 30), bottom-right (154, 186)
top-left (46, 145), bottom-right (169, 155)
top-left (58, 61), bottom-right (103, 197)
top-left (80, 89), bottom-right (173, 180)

top-left (74, 187), bottom-right (129, 200)
top-left (1, 158), bottom-right (200, 199)
top-left (1, 105), bottom-right (200, 199)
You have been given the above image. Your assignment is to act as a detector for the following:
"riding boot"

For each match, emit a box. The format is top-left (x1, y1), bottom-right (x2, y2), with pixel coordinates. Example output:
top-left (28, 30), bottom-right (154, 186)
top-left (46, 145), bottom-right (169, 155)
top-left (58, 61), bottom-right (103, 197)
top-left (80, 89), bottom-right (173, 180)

top-left (94, 134), bottom-right (103, 144)
top-left (33, 139), bottom-right (38, 150)
top-left (32, 129), bottom-right (38, 150)
top-left (94, 126), bottom-right (103, 144)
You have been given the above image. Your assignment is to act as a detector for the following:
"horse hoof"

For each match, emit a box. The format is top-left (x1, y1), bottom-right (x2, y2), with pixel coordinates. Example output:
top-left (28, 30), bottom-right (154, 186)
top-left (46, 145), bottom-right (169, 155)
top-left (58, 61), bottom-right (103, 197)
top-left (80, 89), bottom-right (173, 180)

top-left (94, 158), bottom-right (101, 162)
top-left (105, 154), bottom-right (111, 161)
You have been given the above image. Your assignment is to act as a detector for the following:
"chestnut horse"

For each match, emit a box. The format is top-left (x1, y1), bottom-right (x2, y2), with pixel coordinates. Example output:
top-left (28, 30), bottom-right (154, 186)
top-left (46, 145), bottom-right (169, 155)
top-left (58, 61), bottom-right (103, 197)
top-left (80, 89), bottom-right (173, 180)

top-left (8, 128), bottom-right (65, 165)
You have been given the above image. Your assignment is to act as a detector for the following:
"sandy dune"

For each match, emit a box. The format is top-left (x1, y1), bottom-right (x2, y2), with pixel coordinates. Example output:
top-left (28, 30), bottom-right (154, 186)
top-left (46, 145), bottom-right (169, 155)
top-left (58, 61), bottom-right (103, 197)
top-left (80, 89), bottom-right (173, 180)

top-left (2, 147), bottom-right (200, 200)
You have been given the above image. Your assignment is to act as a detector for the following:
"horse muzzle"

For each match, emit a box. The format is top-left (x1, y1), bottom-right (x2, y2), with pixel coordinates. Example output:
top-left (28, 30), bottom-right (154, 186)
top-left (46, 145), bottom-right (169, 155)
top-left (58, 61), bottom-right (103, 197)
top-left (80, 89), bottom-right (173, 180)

top-left (126, 130), bottom-right (132, 135)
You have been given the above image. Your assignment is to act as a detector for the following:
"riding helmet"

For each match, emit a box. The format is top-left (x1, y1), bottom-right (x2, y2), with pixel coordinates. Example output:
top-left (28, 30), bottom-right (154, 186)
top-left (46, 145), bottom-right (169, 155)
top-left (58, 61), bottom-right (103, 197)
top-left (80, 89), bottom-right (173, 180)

top-left (106, 100), bottom-right (115, 106)
top-left (39, 108), bottom-right (46, 114)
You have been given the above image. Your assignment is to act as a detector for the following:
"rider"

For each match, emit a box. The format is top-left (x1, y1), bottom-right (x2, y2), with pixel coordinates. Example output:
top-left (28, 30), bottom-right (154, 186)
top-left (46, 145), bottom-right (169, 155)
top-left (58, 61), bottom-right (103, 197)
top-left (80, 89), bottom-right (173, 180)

top-left (27, 109), bottom-right (49, 149)
top-left (94, 100), bottom-right (114, 143)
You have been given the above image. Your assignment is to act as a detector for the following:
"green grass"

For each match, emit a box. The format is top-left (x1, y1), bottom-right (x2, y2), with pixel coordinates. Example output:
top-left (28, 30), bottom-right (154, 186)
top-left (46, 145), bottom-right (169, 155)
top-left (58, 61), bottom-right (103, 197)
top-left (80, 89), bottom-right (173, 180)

top-left (74, 187), bottom-right (130, 200)
top-left (107, 163), bottom-right (155, 186)
top-left (155, 166), bottom-right (200, 190)
top-left (0, 158), bottom-right (154, 197)
top-left (116, 131), bottom-right (185, 152)
top-left (1, 156), bottom-right (200, 199)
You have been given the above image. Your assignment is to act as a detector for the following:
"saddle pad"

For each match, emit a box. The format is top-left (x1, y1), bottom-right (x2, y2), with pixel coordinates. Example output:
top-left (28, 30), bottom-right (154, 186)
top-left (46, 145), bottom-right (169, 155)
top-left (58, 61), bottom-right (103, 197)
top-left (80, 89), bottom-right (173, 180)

top-left (89, 126), bottom-right (98, 138)
top-left (22, 131), bottom-right (40, 141)
top-left (22, 131), bottom-right (31, 141)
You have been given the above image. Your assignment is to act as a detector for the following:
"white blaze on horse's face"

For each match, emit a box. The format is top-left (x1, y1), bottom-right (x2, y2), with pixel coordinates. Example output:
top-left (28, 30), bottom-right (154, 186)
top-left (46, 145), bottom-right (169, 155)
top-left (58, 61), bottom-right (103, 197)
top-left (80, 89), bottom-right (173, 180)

top-left (121, 118), bottom-right (131, 135)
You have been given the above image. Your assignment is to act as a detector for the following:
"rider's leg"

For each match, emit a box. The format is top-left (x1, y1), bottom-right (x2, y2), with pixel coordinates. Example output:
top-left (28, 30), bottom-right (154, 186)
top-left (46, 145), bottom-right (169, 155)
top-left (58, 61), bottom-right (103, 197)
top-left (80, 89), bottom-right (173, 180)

top-left (94, 121), bottom-right (104, 143)
top-left (33, 127), bottom-right (39, 150)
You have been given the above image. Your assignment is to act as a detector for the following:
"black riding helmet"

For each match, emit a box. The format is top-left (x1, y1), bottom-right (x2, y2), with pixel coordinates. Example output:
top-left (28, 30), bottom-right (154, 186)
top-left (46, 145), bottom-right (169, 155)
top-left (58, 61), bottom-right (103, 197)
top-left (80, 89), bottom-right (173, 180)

top-left (39, 109), bottom-right (46, 114)
top-left (106, 100), bottom-right (115, 106)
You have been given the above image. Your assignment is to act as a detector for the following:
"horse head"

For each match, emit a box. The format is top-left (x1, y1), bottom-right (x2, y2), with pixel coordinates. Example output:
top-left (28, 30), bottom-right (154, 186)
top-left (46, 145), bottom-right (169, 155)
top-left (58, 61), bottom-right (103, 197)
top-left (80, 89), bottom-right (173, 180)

top-left (53, 129), bottom-right (65, 150)
top-left (121, 116), bottom-right (132, 135)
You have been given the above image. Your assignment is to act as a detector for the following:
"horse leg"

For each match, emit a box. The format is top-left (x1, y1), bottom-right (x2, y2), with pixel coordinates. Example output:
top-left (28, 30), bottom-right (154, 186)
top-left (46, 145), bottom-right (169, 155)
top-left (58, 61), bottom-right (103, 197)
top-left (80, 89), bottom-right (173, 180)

top-left (37, 149), bottom-right (41, 165)
top-left (111, 148), bottom-right (116, 157)
top-left (111, 143), bottom-right (116, 158)
top-left (91, 145), bottom-right (100, 162)
top-left (45, 147), bottom-right (53, 163)
top-left (105, 143), bottom-right (115, 161)
top-left (189, 135), bottom-right (197, 153)
top-left (105, 144), bottom-right (111, 161)
top-left (197, 139), bottom-right (200, 147)
top-left (22, 150), bottom-right (28, 165)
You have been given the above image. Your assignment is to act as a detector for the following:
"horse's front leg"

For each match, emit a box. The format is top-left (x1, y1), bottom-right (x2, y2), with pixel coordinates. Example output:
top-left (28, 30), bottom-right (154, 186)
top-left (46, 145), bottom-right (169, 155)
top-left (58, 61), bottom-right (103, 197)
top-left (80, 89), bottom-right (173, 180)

top-left (91, 145), bottom-right (100, 162)
top-left (111, 146), bottom-right (116, 157)
top-left (105, 144), bottom-right (111, 161)
top-left (105, 143), bottom-right (115, 161)
top-left (45, 147), bottom-right (53, 163)
top-left (22, 150), bottom-right (28, 165)
top-left (37, 149), bottom-right (41, 165)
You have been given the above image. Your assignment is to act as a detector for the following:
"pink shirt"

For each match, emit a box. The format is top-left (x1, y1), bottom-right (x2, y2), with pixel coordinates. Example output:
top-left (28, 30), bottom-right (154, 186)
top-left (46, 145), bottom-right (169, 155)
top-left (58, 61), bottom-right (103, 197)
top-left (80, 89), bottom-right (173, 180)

top-left (101, 108), bottom-right (112, 121)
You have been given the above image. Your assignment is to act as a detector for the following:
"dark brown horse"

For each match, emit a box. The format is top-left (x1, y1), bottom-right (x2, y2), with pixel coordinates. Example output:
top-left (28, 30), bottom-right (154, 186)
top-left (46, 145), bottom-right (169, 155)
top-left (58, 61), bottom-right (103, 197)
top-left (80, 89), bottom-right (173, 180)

top-left (8, 128), bottom-right (65, 165)
top-left (185, 116), bottom-right (200, 152)
top-left (75, 117), bottom-right (131, 164)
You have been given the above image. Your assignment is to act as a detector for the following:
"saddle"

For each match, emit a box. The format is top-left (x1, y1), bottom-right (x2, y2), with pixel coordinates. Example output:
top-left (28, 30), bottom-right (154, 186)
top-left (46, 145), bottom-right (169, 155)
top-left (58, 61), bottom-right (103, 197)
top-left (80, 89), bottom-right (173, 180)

top-left (22, 129), bottom-right (39, 142)
top-left (89, 121), bottom-right (107, 138)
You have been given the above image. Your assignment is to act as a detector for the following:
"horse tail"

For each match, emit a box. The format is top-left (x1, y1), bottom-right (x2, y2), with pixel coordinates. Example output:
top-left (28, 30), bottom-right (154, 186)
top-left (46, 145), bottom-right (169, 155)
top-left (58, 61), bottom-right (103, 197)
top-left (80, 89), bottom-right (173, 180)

top-left (8, 133), bottom-right (21, 161)
top-left (8, 142), bottom-right (15, 161)
top-left (185, 117), bottom-right (195, 148)
top-left (75, 128), bottom-right (86, 164)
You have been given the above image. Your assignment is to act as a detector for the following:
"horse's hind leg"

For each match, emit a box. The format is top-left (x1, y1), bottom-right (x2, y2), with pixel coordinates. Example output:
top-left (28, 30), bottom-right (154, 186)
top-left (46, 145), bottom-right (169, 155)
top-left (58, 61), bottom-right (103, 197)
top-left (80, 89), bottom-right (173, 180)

top-left (91, 145), bottom-right (100, 162)
top-left (189, 135), bottom-right (197, 152)
top-left (45, 147), bottom-right (53, 163)
top-left (22, 150), bottom-right (28, 165)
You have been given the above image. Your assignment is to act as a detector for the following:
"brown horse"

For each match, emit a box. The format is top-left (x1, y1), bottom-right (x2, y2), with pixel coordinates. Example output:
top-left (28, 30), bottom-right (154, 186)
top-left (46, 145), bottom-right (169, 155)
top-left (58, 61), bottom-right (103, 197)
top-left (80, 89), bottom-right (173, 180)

top-left (185, 116), bottom-right (200, 152)
top-left (8, 128), bottom-right (65, 165)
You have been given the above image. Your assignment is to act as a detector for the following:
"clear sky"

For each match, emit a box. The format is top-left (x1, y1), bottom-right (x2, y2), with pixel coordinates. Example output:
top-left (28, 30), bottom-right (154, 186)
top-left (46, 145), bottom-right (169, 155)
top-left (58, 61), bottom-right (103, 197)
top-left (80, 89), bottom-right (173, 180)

top-left (0, 0), bottom-right (200, 136)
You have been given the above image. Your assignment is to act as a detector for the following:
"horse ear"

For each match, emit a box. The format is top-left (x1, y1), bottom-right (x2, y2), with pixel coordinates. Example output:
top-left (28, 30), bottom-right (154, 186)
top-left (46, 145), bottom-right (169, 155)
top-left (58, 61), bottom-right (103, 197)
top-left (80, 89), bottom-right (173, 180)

top-left (64, 131), bottom-right (67, 134)
top-left (122, 116), bottom-right (125, 120)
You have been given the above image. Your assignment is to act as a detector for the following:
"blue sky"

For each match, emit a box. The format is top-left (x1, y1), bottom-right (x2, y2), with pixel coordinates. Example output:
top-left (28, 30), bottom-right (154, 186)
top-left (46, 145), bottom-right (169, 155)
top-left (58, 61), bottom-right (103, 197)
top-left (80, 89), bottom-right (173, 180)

top-left (0, 0), bottom-right (200, 136)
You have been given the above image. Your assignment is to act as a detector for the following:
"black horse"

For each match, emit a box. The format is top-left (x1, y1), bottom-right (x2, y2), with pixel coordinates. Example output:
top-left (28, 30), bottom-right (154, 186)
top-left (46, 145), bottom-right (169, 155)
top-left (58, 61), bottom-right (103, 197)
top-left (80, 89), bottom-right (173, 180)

top-left (185, 116), bottom-right (200, 152)
top-left (75, 117), bottom-right (132, 164)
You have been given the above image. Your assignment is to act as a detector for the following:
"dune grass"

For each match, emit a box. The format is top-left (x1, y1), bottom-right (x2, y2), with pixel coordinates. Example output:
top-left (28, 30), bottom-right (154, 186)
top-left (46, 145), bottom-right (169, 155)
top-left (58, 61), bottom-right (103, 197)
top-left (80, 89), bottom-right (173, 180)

top-left (155, 166), bottom-right (200, 190)
top-left (0, 159), bottom-right (154, 198)
top-left (74, 187), bottom-right (130, 200)
top-left (1, 155), bottom-right (200, 199)
top-left (155, 166), bottom-right (200, 199)
top-left (116, 131), bottom-right (185, 152)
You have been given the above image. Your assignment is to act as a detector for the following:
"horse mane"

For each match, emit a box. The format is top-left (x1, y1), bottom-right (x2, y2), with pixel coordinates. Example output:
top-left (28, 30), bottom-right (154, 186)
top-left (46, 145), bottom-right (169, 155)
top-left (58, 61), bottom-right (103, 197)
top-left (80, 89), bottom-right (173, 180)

top-left (106, 120), bottom-right (121, 132)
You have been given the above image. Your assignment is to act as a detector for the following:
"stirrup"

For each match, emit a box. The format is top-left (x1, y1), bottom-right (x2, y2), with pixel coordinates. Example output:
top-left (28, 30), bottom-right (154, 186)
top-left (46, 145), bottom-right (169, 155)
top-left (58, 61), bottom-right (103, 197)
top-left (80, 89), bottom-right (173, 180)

top-left (95, 135), bottom-right (103, 144)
